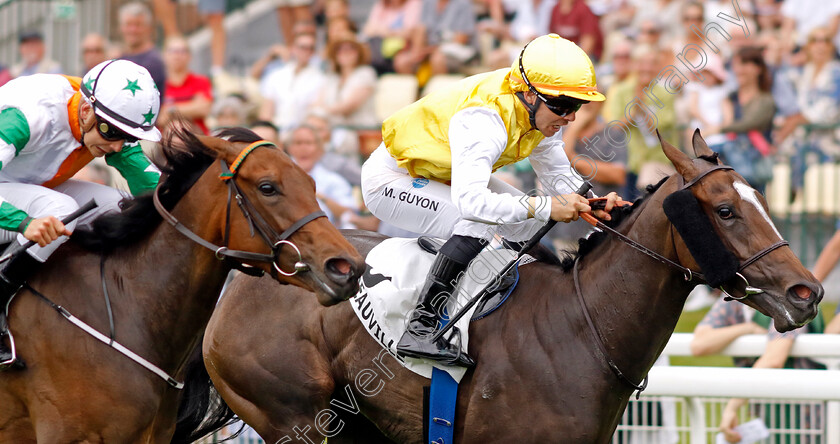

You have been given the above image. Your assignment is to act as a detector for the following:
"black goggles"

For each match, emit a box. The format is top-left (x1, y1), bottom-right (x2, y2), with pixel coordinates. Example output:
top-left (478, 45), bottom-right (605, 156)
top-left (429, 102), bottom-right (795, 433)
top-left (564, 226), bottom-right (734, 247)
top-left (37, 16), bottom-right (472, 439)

top-left (95, 116), bottom-right (139, 143)
top-left (517, 44), bottom-right (586, 117)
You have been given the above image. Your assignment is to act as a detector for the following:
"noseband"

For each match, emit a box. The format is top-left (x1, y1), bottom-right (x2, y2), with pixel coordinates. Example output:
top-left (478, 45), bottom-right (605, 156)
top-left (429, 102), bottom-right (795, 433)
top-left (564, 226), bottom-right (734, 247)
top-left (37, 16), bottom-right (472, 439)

top-left (153, 140), bottom-right (326, 277)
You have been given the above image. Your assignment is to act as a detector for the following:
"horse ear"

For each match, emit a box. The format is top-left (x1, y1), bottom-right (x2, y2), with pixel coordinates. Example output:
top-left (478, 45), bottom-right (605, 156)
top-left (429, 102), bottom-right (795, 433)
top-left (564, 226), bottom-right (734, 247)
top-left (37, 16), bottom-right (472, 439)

top-left (195, 134), bottom-right (235, 158)
top-left (657, 129), bottom-right (698, 178)
top-left (691, 128), bottom-right (718, 161)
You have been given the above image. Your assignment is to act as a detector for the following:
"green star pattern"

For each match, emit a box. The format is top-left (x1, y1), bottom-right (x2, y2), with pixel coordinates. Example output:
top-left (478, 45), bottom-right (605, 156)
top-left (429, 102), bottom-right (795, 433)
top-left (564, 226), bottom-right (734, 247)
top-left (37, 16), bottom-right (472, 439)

top-left (142, 107), bottom-right (156, 125)
top-left (123, 78), bottom-right (142, 96)
top-left (83, 77), bottom-right (95, 91)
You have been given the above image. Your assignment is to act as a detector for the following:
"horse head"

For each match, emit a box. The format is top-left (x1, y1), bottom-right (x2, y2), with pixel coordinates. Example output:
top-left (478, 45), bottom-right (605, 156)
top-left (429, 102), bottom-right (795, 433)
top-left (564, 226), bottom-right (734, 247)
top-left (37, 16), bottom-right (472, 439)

top-left (193, 131), bottom-right (365, 305)
top-left (659, 129), bottom-right (822, 331)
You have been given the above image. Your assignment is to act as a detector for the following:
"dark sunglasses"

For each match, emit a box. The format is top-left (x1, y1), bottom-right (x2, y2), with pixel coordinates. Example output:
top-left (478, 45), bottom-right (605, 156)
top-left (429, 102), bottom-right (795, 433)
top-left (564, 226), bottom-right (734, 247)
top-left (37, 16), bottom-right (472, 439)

top-left (96, 116), bottom-right (138, 143)
top-left (517, 46), bottom-right (586, 117)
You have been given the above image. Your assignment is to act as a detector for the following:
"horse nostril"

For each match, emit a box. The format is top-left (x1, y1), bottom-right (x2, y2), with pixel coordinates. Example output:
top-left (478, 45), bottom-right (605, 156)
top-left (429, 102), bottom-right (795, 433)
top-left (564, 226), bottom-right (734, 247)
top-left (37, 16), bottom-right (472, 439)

top-left (326, 258), bottom-right (353, 282)
top-left (791, 285), bottom-right (811, 300)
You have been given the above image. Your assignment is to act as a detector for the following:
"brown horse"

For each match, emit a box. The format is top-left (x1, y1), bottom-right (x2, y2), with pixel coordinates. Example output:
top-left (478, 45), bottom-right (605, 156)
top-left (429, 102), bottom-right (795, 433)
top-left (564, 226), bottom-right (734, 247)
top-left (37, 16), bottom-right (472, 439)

top-left (0, 128), bottom-right (364, 442)
top-left (183, 131), bottom-right (822, 443)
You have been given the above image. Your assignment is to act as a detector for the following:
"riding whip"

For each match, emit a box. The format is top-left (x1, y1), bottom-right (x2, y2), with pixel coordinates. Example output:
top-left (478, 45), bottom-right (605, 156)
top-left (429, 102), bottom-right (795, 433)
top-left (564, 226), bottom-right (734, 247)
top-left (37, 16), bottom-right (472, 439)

top-left (431, 181), bottom-right (593, 343)
top-left (0, 199), bottom-right (99, 264)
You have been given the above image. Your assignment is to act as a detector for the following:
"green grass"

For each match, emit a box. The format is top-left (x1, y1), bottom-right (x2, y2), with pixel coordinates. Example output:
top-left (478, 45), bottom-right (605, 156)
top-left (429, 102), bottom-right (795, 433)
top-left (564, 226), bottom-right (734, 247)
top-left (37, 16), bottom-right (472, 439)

top-left (668, 301), bottom-right (838, 367)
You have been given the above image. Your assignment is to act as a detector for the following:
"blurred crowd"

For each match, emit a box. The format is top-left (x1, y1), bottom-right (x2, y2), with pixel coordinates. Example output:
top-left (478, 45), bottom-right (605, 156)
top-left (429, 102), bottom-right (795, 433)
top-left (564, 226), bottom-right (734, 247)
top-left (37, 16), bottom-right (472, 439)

top-left (0, 0), bottom-right (838, 241)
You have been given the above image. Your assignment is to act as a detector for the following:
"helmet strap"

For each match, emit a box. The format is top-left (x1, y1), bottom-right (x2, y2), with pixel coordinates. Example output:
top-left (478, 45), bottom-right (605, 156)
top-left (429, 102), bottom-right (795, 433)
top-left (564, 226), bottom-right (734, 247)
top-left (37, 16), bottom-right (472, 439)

top-left (516, 91), bottom-right (540, 130)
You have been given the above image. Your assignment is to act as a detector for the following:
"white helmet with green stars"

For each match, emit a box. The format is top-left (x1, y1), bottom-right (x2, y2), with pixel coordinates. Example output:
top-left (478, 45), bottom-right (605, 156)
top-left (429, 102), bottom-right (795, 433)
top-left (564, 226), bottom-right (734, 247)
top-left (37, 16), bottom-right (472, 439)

top-left (81, 59), bottom-right (161, 142)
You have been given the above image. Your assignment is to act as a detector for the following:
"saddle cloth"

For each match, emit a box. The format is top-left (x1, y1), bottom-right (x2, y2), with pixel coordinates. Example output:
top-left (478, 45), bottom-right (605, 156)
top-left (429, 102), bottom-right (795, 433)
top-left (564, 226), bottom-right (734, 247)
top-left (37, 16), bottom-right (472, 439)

top-left (351, 237), bottom-right (534, 382)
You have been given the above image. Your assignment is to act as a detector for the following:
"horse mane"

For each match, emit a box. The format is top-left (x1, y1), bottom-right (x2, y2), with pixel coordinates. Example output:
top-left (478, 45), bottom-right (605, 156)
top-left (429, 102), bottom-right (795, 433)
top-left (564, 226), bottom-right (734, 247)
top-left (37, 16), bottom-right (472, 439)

top-left (72, 126), bottom-right (263, 252)
top-left (556, 176), bottom-right (670, 271)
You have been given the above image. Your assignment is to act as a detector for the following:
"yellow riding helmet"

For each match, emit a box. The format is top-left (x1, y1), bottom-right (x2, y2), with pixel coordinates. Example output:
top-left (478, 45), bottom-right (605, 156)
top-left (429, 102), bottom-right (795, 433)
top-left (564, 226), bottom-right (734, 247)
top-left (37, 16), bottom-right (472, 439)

top-left (509, 34), bottom-right (605, 102)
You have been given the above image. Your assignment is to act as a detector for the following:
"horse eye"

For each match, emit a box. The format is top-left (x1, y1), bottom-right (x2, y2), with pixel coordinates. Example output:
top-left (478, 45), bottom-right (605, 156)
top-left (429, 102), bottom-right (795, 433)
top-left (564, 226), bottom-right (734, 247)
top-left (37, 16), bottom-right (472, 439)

top-left (258, 182), bottom-right (277, 196)
top-left (717, 207), bottom-right (734, 219)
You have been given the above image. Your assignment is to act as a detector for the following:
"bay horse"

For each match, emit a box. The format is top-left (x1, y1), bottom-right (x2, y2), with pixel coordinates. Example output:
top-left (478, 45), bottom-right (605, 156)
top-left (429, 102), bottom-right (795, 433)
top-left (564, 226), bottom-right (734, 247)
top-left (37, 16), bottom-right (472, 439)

top-left (182, 131), bottom-right (822, 443)
top-left (0, 127), bottom-right (364, 442)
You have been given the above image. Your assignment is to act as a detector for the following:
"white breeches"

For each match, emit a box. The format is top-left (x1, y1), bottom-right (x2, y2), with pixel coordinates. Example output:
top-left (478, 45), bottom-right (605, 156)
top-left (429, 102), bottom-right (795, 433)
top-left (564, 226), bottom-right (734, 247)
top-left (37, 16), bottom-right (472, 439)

top-left (361, 144), bottom-right (544, 242)
top-left (0, 180), bottom-right (126, 261)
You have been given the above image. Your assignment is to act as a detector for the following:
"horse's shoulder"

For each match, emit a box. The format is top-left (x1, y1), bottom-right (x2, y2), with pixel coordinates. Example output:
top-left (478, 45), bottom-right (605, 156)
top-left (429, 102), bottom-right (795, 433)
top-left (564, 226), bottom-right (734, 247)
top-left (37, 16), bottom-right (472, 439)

top-left (341, 229), bottom-right (389, 258)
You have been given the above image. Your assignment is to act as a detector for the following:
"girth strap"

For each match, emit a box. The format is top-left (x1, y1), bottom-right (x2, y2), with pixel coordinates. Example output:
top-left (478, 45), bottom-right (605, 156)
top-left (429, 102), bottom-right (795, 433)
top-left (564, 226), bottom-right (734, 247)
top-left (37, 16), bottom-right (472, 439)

top-left (25, 283), bottom-right (185, 389)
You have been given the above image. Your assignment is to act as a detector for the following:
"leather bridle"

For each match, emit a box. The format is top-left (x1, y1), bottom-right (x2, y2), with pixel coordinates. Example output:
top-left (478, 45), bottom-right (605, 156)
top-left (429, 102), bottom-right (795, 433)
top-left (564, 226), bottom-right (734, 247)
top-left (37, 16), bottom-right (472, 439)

top-left (573, 165), bottom-right (789, 397)
top-left (153, 140), bottom-right (326, 277)
top-left (582, 165), bottom-right (789, 298)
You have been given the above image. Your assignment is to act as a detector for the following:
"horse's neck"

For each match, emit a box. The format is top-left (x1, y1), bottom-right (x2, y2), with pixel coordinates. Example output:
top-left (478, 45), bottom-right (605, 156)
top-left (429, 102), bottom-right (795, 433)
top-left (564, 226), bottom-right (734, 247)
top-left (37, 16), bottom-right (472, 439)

top-left (113, 179), bottom-right (229, 371)
top-left (550, 193), bottom-right (694, 382)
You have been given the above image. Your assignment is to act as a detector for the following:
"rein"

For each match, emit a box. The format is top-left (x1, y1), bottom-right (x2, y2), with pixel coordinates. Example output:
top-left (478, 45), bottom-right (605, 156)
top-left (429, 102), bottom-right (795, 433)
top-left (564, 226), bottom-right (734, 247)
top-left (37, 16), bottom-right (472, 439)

top-left (573, 165), bottom-right (789, 396)
top-left (581, 165), bottom-right (789, 291)
top-left (153, 140), bottom-right (326, 277)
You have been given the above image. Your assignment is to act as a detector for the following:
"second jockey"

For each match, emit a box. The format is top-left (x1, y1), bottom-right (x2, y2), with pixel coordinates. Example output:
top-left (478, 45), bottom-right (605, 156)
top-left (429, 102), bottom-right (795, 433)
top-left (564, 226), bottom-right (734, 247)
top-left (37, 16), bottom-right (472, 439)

top-left (361, 34), bottom-right (622, 367)
top-left (0, 59), bottom-right (162, 367)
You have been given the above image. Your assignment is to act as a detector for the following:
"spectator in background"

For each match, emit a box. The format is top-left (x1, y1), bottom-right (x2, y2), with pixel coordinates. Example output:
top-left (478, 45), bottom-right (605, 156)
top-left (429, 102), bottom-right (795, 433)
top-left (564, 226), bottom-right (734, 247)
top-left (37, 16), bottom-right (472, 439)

top-left (486, 0), bottom-right (557, 69)
top-left (80, 33), bottom-right (110, 74)
top-left (250, 120), bottom-right (281, 148)
top-left (717, 46), bottom-right (776, 192)
top-left (605, 45), bottom-right (677, 198)
top-left (315, 32), bottom-right (377, 159)
top-left (398, 0), bottom-right (477, 76)
top-left (548, 0), bottom-right (602, 62)
top-left (210, 95), bottom-right (249, 131)
top-left (249, 21), bottom-right (319, 85)
top-left (286, 123), bottom-right (358, 227)
top-left (118, 2), bottom-right (166, 97)
top-left (691, 299), bottom-right (826, 443)
top-left (325, 16), bottom-right (358, 48)
top-left (779, 0), bottom-right (840, 62)
top-left (361, 0), bottom-right (423, 75)
top-left (199, 0), bottom-right (227, 77)
top-left (630, 0), bottom-right (682, 42)
top-left (10, 31), bottom-right (62, 78)
top-left (775, 27), bottom-right (840, 191)
top-left (258, 30), bottom-right (325, 136)
top-left (159, 37), bottom-right (213, 134)
top-left (685, 53), bottom-right (729, 152)
top-left (276, 0), bottom-right (314, 52)
top-left (473, 0), bottom-right (507, 42)
top-left (598, 37), bottom-right (632, 97)
top-left (817, 226), bottom-right (840, 334)
top-left (151, 0), bottom-right (179, 39)
top-left (304, 112), bottom-right (362, 186)
top-left (323, 0), bottom-right (350, 22)
top-left (0, 65), bottom-right (10, 88)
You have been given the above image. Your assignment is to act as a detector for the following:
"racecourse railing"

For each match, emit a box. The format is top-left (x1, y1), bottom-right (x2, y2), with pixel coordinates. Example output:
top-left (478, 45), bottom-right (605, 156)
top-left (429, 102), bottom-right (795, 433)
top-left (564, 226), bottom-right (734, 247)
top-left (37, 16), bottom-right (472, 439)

top-left (202, 334), bottom-right (840, 443)
top-left (611, 333), bottom-right (840, 444)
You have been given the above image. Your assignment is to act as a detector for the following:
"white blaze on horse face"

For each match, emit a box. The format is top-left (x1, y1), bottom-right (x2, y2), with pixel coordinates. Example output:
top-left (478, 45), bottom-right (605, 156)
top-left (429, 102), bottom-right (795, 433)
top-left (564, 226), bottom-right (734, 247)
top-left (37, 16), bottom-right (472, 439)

top-left (733, 181), bottom-right (783, 241)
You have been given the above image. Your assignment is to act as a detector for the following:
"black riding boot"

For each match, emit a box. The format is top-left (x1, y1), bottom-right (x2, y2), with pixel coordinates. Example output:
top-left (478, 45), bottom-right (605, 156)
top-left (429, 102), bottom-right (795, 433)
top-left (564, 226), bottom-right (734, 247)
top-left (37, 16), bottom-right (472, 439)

top-left (396, 235), bottom-right (485, 368)
top-left (0, 252), bottom-right (40, 369)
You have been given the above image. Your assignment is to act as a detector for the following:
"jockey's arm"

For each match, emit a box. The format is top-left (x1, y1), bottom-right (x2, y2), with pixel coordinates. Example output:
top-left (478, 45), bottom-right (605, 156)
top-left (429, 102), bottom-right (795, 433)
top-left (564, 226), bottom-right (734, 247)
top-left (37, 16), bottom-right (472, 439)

top-left (449, 107), bottom-right (551, 224)
top-left (530, 131), bottom-right (622, 220)
top-left (105, 143), bottom-right (161, 195)
top-left (0, 137), bottom-right (70, 244)
top-left (0, 123), bottom-right (33, 234)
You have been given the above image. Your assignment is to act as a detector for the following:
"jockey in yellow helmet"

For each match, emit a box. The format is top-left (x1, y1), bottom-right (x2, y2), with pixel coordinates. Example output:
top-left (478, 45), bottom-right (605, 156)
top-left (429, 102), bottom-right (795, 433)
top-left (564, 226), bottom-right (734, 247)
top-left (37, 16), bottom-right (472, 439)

top-left (361, 34), bottom-right (622, 367)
